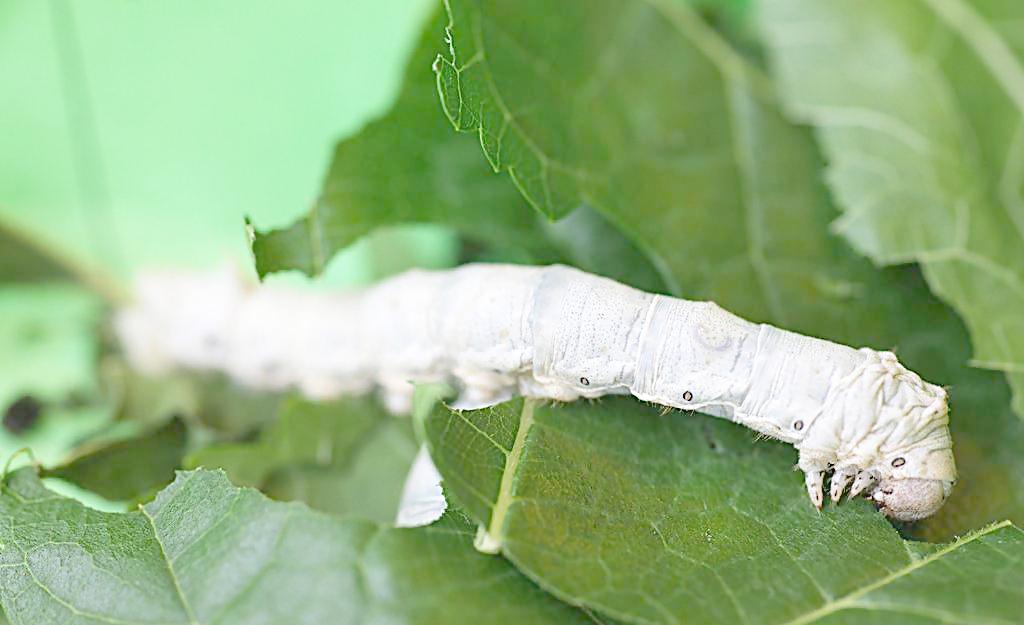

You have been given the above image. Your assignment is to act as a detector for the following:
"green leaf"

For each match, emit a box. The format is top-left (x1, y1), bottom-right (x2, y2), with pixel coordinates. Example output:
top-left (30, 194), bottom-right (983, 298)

top-left (0, 283), bottom-right (117, 480)
top-left (250, 11), bottom-right (556, 279)
top-left (541, 205), bottom-right (667, 293)
top-left (0, 278), bottom-right (108, 474)
top-left (434, 0), bottom-right (1024, 539)
top-left (249, 10), bottom-right (665, 293)
top-left (189, 397), bottom-right (418, 522)
top-left (102, 359), bottom-right (282, 436)
top-left (0, 469), bottom-right (600, 625)
top-left (43, 416), bottom-right (186, 502)
top-left (432, 0), bottom-right (936, 346)
top-left (436, 0), bottom-right (791, 304)
top-left (756, 0), bottom-right (1024, 416)
top-left (0, 220), bottom-right (125, 304)
top-left (0, 283), bottom-right (102, 408)
top-left (0, 222), bottom-right (71, 283)
top-left (420, 395), bottom-right (1024, 624)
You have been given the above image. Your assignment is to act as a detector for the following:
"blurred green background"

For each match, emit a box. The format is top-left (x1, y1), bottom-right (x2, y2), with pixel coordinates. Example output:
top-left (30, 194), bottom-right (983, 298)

top-left (1, 0), bottom-right (439, 277)
top-left (0, 0), bottom-right (441, 475)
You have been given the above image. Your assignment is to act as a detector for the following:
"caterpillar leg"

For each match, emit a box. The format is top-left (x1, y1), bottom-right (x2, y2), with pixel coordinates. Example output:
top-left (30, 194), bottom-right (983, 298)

top-left (803, 469), bottom-right (825, 510)
top-left (849, 469), bottom-right (880, 498)
top-left (451, 366), bottom-right (518, 409)
top-left (797, 449), bottom-right (833, 510)
top-left (829, 466), bottom-right (857, 502)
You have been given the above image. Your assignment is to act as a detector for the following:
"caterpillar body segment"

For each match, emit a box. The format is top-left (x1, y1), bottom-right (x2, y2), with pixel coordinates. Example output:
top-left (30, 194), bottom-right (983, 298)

top-left (117, 263), bottom-right (956, 520)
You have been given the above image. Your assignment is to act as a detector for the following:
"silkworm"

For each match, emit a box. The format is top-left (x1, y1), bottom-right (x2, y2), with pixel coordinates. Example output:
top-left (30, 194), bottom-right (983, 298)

top-left (116, 263), bottom-right (956, 521)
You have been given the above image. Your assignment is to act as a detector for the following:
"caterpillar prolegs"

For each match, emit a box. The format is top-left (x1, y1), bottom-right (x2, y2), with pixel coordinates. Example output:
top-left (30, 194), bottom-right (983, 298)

top-left (117, 263), bottom-right (956, 521)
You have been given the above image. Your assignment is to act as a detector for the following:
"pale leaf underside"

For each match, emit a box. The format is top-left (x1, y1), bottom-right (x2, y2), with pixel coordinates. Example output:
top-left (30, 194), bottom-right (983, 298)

top-left (758, 0), bottom-right (1024, 416)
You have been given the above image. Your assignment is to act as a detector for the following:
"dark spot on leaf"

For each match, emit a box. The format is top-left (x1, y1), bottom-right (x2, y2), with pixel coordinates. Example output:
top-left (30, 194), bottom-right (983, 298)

top-left (700, 422), bottom-right (722, 453)
top-left (3, 395), bottom-right (42, 435)
top-left (697, 5), bottom-right (721, 29)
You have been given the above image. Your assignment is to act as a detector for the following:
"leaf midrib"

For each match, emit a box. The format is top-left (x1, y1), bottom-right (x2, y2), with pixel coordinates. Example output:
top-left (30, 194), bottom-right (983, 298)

top-left (141, 498), bottom-right (200, 625)
top-left (780, 520), bottom-right (1013, 625)
top-left (487, 399), bottom-right (535, 546)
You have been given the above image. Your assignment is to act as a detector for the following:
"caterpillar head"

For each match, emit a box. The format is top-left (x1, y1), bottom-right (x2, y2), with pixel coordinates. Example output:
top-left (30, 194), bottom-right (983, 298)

top-left (870, 476), bottom-right (954, 521)
top-left (857, 353), bottom-right (956, 521)
top-left (805, 349), bottom-right (956, 521)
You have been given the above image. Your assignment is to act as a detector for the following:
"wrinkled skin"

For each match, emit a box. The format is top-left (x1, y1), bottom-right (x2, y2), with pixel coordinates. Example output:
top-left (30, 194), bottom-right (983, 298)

top-left (116, 266), bottom-right (957, 522)
top-left (805, 468), bottom-right (954, 522)
top-left (796, 352), bottom-right (956, 521)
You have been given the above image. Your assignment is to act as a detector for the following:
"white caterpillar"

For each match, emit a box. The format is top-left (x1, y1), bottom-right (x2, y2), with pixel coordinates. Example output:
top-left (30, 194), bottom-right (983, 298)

top-left (117, 263), bottom-right (956, 521)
